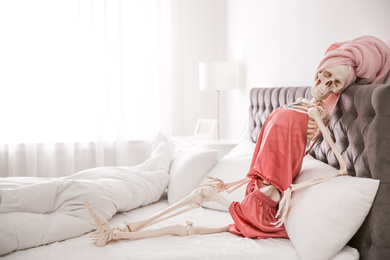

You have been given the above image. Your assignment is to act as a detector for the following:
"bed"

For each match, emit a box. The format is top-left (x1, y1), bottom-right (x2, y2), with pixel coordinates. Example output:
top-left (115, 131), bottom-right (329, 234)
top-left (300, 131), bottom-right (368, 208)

top-left (1, 83), bottom-right (389, 260)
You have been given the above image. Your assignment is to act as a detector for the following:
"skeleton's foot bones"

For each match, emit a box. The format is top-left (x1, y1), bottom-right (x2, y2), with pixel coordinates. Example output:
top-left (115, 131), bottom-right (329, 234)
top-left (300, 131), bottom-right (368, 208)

top-left (85, 202), bottom-right (118, 246)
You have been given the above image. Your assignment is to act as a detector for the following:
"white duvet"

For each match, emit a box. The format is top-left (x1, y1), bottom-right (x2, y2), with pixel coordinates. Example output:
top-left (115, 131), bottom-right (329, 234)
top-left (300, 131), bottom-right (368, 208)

top-left (0, 135), bottom-right (173, 256)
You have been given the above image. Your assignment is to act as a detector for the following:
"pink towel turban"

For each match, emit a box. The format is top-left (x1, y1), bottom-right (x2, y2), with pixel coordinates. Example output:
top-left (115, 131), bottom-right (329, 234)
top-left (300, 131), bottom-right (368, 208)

top-left (316, 35), bottom-right (390, 91)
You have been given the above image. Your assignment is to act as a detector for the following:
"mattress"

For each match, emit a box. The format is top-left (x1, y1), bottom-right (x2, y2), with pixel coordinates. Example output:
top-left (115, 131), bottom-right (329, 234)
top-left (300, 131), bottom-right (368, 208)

top-left (1, 198), bottom-right (359, 260)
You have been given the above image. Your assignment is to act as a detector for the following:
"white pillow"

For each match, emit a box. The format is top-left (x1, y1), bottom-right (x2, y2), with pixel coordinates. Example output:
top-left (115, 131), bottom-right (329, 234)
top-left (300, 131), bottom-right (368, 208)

top-left (285, 155), bottom-right (379, 260)
top-left (135, 133), bottom-right (173, 173)
top-left (199, 140), bottom-right (256, 211)
top-left (167, 146), bottom-right (219, 205)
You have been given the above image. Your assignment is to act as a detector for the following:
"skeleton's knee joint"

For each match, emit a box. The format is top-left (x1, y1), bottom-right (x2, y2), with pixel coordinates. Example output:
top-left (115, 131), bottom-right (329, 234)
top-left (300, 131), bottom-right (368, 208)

top-left (191, 186), bottom-right (215, 205)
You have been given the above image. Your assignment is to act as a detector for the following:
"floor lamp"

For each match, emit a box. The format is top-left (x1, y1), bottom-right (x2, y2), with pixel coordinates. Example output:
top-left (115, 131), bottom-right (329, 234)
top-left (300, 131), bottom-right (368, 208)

top-left (198, 61), bottom-right (240, 139)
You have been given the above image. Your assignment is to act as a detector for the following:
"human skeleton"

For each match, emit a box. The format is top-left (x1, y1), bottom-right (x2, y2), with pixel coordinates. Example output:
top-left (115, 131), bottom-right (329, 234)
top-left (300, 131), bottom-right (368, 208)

top-left (86, 65), bottom-right (349, 247)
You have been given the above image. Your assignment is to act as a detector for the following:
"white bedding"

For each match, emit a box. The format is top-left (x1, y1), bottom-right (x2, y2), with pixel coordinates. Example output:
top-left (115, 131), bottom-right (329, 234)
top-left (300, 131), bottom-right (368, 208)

top-left (0, 137), bottom-right (364, 259)
top-left (1, 199), bottom-right (359, 260)
top-left (0, 135), bottom-right (173, 256)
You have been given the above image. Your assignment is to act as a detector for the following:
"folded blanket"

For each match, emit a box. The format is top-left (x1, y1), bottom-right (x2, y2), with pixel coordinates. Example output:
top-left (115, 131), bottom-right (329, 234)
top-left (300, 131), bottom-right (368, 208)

top-left (0, 134), bottom-right (173, 256)
top-left (317, 36), bottom-right (390, 89)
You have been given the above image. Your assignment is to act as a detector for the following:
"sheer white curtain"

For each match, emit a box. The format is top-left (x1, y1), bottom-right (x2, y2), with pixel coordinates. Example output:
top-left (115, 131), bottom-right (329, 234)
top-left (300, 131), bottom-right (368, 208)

top-left (0, 0), bottom-right (176, 177)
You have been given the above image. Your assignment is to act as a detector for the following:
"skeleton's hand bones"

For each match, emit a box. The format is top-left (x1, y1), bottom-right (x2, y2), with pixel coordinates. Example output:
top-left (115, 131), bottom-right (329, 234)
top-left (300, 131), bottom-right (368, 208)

top-left (199, 177), bottom-right (250, 194)
top-left (198, 176), bottom-right (228, 193)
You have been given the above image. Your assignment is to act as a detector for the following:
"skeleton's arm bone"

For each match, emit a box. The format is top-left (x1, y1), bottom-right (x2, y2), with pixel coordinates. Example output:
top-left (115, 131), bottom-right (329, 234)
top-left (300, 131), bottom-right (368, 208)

top-left (308, 107), bottom-right (347, 174)
top-left (225, 177), bottom-right (251, 194)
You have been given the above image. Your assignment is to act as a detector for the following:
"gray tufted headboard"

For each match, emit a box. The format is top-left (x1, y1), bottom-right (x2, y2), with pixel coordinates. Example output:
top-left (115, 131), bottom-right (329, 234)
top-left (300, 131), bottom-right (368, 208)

top-left (249, 84), bottom-right (390, 260)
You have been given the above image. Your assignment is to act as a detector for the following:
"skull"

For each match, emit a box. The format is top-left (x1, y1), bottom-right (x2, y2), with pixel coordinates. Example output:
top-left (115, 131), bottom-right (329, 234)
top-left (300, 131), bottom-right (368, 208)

top-left (311, 65), bottom-right (350, 101)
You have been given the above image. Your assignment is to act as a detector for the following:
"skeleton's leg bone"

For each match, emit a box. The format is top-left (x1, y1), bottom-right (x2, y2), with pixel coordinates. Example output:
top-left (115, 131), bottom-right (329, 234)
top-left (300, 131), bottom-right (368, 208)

top-left (126, 190), bottom-right (202, 231)
top-left (126, 186), bottom-right (231, 232)
top-left (186, 221), bottom-right (229, 235)
top-left (134, 204), bottom-right (200, 231)
top-left (113, 221), bottom-right (229, 241)
top-left (201, 185), bottom-right (231, 208)
top-left (114, 224), bottom-right (187, 240)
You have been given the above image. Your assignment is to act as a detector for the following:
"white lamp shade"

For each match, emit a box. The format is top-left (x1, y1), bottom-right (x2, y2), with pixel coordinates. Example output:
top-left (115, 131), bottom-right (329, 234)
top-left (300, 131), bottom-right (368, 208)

top-left (198, 61), bottom-right (240, 91)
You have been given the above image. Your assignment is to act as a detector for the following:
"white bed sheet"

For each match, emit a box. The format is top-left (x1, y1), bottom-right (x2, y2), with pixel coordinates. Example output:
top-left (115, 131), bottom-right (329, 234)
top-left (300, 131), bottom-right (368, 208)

top-left (1, 199), bottom-right (359, 260)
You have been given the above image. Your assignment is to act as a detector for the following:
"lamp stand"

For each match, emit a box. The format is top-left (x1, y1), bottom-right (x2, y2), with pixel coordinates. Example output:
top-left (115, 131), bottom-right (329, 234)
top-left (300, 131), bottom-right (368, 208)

top-left (217, 90), bottom-right (220, 140)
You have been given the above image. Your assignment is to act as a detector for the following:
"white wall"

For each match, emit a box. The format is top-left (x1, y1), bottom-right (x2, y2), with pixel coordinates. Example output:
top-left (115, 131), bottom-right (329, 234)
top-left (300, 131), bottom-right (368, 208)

top-left (172, 0), bottom-right (226, 136)
top-left (223, 0), bottom-right (390, 139)
top-left (174, 0), bottom-right (390, 139)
